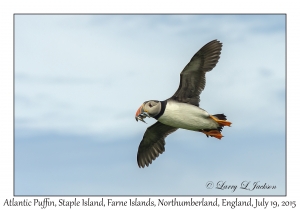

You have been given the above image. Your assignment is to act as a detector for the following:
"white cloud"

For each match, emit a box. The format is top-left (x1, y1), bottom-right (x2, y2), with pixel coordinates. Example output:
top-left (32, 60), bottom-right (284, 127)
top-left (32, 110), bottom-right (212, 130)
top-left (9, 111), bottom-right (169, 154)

top-left (15, 15), bottom-right (285, 139)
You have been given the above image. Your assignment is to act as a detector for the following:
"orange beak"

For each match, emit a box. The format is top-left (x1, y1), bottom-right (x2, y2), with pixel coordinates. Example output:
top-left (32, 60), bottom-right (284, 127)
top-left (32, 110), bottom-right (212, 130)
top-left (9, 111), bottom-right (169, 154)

top-left (135, 104), bottom-right (144, 121)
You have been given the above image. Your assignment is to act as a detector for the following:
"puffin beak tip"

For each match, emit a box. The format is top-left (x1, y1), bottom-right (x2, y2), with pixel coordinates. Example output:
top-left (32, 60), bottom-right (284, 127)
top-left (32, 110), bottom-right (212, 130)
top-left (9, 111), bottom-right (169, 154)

top-left (135, 104), bottom-right (148, 123)
top-left (135, 105), bottom-right (143, 118)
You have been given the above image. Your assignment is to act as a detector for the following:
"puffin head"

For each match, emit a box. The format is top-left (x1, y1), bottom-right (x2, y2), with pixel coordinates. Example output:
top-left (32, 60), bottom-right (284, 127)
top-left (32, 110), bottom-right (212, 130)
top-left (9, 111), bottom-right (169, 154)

top-left (135, 100), bottom-right (161, 123)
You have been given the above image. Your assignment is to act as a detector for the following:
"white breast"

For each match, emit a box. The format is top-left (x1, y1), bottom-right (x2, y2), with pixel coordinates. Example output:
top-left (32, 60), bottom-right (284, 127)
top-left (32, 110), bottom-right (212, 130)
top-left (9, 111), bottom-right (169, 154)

top-left (158, 100), bottom-right (219, 131)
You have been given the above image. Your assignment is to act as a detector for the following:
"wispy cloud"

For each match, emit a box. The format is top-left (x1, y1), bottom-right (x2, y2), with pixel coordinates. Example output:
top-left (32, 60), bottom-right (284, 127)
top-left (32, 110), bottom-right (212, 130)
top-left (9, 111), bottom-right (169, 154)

top-left (15, 15), bottom-right (285, 137)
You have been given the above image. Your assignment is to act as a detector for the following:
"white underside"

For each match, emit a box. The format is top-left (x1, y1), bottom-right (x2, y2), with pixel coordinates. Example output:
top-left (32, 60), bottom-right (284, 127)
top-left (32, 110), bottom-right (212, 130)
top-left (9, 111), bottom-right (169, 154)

top-left (158, 100), bottom-right (219, 131)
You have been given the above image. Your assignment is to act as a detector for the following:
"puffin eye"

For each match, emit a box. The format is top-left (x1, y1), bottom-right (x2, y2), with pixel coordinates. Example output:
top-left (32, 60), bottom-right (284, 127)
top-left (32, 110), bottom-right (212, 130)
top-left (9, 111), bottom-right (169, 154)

top-left (149, 103), bottom-right (153, 108)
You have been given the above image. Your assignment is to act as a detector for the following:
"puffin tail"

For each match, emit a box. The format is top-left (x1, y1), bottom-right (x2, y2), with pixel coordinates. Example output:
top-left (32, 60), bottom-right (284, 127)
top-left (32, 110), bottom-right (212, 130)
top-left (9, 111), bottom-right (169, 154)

top-left (200, 114), bottom-right (231, 140)
top-left (212, 114), bottom-right (231, 132)
top-left (213, 114), bottom-right (227, 121)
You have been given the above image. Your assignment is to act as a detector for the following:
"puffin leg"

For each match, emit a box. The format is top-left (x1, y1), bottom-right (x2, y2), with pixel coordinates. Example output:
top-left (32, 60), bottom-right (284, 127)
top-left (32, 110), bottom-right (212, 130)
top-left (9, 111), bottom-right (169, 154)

top-left (210, 115), bottom-right (232, 127)
top-left (200, 130), bottom-right (223, 140)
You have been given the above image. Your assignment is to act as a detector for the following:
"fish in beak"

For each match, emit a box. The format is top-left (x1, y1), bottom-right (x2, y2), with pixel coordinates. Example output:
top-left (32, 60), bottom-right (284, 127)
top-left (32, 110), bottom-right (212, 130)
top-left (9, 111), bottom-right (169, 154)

top-left (135, 104), bottom-right (150, 123)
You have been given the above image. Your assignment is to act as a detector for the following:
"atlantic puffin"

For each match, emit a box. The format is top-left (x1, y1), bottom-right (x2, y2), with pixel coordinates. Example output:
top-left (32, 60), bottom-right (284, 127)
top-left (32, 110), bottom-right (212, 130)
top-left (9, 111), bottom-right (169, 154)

top-left (135, 40), bottom-right (232, 168)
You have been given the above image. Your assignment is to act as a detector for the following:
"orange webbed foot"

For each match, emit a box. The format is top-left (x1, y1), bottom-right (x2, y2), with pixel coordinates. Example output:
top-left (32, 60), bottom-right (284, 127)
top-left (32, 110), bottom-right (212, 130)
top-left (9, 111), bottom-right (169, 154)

top-left (200, 130), bottom-right (223, 140)
top-left (210, 115), bottom-right (232, 127)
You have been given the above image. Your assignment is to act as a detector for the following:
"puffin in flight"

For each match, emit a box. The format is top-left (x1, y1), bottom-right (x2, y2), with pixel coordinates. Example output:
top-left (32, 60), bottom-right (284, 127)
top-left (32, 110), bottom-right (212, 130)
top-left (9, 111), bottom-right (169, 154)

top-left (135, 40), bottom-right (232, 168)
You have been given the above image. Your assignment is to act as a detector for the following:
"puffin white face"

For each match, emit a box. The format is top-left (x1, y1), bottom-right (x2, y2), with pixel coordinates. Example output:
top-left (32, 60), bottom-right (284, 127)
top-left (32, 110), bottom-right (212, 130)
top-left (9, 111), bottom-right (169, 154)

top-left (135, 100), bottom-right (161, 123)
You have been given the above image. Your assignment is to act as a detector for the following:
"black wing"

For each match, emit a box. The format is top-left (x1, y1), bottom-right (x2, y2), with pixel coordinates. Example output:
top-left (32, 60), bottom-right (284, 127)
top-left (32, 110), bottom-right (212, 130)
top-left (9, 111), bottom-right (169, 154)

top-left (169, 40), bottom-right (222, 106)
top-left (137, 122), bottom-right (178, 168)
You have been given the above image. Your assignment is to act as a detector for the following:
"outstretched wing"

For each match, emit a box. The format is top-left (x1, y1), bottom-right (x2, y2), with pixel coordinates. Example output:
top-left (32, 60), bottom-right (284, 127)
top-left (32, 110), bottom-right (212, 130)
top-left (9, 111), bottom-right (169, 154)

top-left (137, 122), bottom-right (178, 168)
top-left (169, 40), bottom-right (222, 106)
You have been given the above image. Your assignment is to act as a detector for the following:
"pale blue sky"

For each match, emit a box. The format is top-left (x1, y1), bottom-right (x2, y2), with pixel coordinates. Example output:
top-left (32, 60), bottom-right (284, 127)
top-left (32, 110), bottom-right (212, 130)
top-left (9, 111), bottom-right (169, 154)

top-left (15, 14), bottom-right (285, 195)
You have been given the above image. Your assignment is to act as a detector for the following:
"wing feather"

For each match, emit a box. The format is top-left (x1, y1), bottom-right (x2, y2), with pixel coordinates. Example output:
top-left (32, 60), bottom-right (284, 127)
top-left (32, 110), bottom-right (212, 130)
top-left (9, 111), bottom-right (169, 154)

top-left (137, 122), bottom-right (178, 168)
top-left (170, 40), bottom-right (222, 106)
